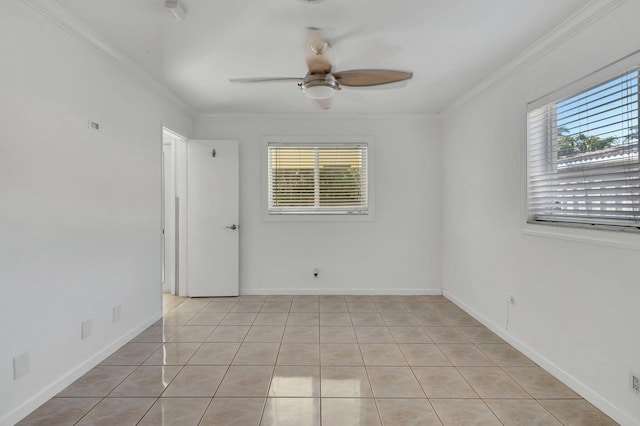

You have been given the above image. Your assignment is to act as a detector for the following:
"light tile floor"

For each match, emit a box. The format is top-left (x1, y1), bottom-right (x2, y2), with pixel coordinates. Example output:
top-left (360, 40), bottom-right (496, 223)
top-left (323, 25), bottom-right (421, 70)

top-left (18, 294), bottom-right (618, 425)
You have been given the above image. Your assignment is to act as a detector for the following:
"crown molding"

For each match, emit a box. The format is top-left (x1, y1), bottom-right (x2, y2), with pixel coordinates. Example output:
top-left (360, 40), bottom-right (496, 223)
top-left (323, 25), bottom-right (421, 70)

top-left (441, 0), bottom-right (628, 118)
top-left (196, 112), bottom-right (441, 122)
top-left (21, 0), bottom-right (196, 118)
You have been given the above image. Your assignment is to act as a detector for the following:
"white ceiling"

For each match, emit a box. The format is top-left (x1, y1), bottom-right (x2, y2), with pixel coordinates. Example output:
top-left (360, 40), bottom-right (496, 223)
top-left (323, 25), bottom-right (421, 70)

top-left (56, 0), bottom-right (587, 114)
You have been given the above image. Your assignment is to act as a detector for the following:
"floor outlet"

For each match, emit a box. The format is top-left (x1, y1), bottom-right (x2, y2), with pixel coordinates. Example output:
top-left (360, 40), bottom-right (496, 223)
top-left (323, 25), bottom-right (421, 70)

top-left (81, 319), bottom-right (92, 340)
top-left (13, 352), bottom-right (30, 380)
top-left (113, 305), bottom-right (121, 323)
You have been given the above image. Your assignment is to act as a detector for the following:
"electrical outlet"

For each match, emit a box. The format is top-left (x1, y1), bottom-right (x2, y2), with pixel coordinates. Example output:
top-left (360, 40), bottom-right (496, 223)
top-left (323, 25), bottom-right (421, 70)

top-left (113, 305), bottom-right (121, 323)
top-left (81, 319), bottom-right (92, 340)
top-left (631, 371), bottom-right (640, 393)
top-left (13, 352), bottom-right (30, 380)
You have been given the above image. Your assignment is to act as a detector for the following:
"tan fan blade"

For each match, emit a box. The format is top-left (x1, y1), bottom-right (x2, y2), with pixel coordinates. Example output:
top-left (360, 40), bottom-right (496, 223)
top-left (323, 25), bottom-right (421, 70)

top-left (229, 77), bottom-right (302, 83)
top-left (305, 28), bottom-right (332, 74)
top-left (314, 97), bottom-right (332, 109)
top-left (333, 70), bottom-right (413, 87)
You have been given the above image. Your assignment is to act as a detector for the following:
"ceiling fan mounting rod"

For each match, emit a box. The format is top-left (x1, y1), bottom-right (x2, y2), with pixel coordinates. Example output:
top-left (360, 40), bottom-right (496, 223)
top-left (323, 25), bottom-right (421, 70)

top-left (310, 40), bottom-right (328, 56)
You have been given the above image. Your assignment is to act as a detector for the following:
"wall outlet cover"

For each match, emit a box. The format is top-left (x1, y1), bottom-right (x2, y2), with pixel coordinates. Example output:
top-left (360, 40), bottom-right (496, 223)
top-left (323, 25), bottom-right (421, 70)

top-left (113, 305), bottom-right (121, 323)
top-left (13, 352), bottom-right (30, 380)
top-left (81, 319), bottom-right (92, 340)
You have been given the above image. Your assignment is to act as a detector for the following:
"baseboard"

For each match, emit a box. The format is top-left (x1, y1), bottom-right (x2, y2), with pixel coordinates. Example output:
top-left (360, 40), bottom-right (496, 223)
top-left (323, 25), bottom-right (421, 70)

top-left (240, 287), bottom-right (444, 296)
top-left (2, 312), bottom-right (162, 426)
top-left (443, 290), bottom-right (636, 426)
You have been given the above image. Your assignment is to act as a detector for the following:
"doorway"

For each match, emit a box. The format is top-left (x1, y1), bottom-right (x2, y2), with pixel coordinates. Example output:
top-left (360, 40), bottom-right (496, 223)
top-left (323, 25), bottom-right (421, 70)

top-left (162, 128), bottom-right (183, 295)
top-left (162, 130), bottom-right (240, 297)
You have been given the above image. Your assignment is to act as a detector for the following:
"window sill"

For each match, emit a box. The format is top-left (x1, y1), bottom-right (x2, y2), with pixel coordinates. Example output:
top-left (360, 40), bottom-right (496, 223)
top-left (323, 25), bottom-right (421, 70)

top-left (521, 222), bottom-right (640, 251)
top-left (262, 212), bottom-right (375, 223)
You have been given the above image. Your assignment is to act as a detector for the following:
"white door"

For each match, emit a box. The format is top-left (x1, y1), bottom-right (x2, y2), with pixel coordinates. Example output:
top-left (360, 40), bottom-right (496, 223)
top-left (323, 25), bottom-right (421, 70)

top-left (186, 140), bottom-right (239, 297)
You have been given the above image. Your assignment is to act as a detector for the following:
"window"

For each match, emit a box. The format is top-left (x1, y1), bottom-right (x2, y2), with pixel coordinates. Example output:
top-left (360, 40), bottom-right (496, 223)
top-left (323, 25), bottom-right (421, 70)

top-left (527, 63), bottom-right (639, 232)
top-left (265, 138), bottom-right (370, 217)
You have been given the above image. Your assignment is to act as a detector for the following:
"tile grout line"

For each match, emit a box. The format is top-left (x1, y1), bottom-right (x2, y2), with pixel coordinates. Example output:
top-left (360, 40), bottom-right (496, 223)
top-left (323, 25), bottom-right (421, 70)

top-left (352, 310), bottom-right (386, 425)
top-left (402, 302), bottom-right (447, 425)
top-left (259, 298), bottom-right (291, 425)
top-left (312, 302), bottom-right (323, 426)
top-left (318, 317), bottom-right (323, 426)
top-left (195, 297), bottom-right (242, 424)
top-left (252, 298), bottom-right (273, 425)
top-left (171, 298), bottom-right (234, 424)
top-left (143, 299), bottom-right (225, 424)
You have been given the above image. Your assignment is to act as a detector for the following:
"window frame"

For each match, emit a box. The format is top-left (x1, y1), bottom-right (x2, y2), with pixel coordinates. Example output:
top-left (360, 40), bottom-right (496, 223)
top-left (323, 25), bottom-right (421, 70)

top-left (523, 50), bottom-right (640, 245)
top-left (261, 135), bottom-right (375, 222)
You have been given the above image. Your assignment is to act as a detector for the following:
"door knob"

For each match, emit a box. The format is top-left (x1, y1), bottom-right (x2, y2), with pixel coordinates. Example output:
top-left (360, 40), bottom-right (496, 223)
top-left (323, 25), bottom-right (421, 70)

top-left (225, 224), bottom-right (238, 230)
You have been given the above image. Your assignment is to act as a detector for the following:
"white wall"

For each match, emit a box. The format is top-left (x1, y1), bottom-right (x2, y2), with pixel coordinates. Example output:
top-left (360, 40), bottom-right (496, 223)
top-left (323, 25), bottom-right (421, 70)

top-left (195, 115), bottom-right (441, 295)
top-left (441, 2), bottom-right (640, 424)
top-left (0, 2), bottom-right (193, 424)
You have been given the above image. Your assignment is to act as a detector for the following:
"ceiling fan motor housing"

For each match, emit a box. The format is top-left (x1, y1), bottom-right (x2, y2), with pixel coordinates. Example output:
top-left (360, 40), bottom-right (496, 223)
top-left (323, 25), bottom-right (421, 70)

top-left (299, 73), bottom-right (341, 99)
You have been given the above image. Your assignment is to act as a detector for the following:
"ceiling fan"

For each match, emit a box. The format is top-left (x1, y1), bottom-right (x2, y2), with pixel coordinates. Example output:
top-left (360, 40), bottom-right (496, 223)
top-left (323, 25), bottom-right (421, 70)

top-left (229, 29), bottom-right (413, 109)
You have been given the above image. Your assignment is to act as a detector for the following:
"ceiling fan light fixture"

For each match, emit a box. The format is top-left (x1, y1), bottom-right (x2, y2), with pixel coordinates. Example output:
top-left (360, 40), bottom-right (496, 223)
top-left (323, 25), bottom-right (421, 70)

top-left (302, 84), bottom-right (336, 99)
top-left (300, 74), bottom-right (340, 99)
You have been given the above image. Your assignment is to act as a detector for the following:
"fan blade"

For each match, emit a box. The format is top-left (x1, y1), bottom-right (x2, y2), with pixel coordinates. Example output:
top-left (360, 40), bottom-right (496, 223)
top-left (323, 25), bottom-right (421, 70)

top-left (229, 77), bottom-right (302, 83)
top-left (314, 97), bottom-right (332, 109)
top-left (305, 28), bottom-right (332, 74)
top-left (333, 70), bottom-right (413, 87)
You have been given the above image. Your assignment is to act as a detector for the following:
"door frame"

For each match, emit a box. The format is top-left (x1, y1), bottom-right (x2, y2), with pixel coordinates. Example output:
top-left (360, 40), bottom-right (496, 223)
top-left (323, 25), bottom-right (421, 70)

top-left (162, 127), bottom-right (185, 296)
top-left (176, 134), bottom-right (188, 297)
top-left (162, 141), bottom-right (176, 294)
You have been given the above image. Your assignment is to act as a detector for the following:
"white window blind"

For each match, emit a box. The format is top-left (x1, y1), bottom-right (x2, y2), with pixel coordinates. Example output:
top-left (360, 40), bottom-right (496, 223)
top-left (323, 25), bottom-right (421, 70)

top-left (267, 143), bottom-right (368, 215)
top-left (527, 68), bottom-right (640, 231)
